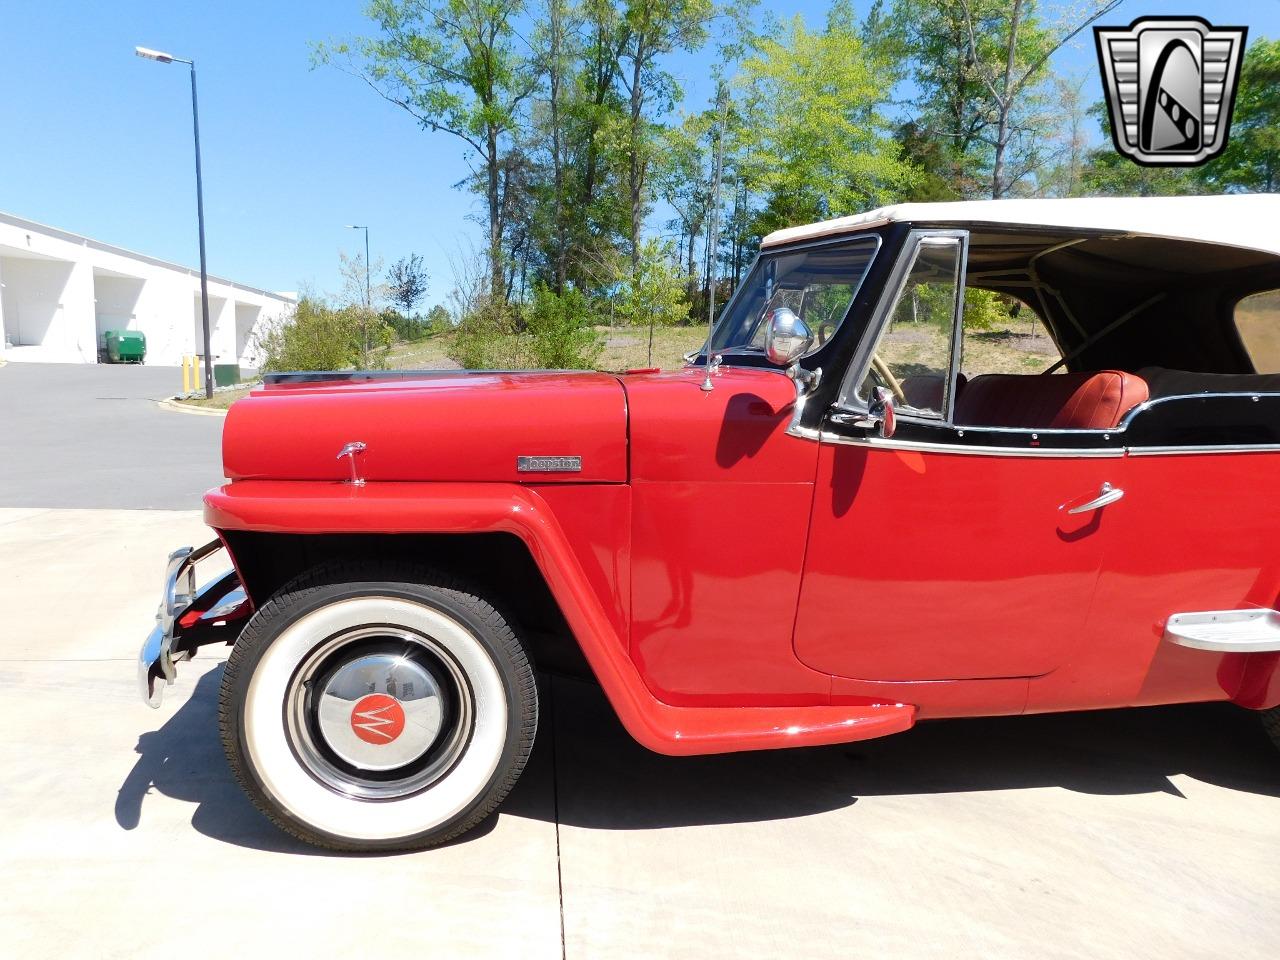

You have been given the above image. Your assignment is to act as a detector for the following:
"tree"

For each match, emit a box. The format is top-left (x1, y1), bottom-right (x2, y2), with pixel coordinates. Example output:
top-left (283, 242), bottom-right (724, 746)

top-left (615, 238), bottom-right (690, 365)
top-left (954, 0), bottom-right (1124, 198)
top-left (1200, 38), bottom-right (1280, 193)
top-left (316, 0), bottom-right (533, 301)
top-left (387, 254), bottom-right (430, 315)
top-left (338, 251), bottom-right (394, 367)
top-left (736, 1), bottom-right (917, 235)
top-left (894, 0), bottom-right (998, 197)
top-left (1041, 73), bottom-right (1089, 197)
top-left (617, 0), bottom-right (716, 271)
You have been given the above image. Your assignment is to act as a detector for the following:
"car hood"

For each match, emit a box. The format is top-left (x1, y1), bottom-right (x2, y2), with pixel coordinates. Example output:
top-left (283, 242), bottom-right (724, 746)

top-left (222, 371), bottom-right (628, 483)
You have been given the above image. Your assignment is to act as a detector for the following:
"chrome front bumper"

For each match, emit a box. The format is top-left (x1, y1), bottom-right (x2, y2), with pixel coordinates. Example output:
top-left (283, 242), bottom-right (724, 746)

top-left (138, 539), bottom-right (249, 708)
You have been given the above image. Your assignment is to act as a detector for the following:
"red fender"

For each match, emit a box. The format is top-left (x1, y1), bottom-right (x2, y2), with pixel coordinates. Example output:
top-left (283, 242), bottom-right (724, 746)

top-left (205, 480), bottom-right (915, 755)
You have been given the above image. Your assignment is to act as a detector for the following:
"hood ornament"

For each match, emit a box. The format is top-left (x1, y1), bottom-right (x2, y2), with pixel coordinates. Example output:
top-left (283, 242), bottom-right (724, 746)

top-left (336, 441), bottom-right (367, 485)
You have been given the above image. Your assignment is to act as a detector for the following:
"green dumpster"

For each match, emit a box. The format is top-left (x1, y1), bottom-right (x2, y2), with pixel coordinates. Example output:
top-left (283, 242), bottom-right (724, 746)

top-left (104, 330), bottom-right (146, 363)
top-left (213, 363), bottom-right (240, 387)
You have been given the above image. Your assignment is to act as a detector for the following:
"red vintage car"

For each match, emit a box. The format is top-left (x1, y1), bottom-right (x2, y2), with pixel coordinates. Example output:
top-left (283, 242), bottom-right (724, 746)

top-left (139, 196), bottom-right (1280, 851)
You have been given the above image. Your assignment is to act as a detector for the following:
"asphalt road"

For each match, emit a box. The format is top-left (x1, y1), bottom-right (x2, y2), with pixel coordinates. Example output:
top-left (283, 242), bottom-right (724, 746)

top-left (0, 362), bottom-right (225, 509)
top-left (2, 363), bottom-right (1278, 957)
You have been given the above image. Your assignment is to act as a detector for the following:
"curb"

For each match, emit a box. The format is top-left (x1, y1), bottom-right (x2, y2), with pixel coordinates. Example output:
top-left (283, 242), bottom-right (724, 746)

top-left (156, 397), bottom-right (228, 417)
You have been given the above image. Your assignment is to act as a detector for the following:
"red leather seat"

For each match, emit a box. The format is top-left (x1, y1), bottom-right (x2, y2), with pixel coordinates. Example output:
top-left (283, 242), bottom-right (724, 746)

top-left (956, 370), bottom-right (1149, 430)
top-left (900, 373), bottom-right (966, 413)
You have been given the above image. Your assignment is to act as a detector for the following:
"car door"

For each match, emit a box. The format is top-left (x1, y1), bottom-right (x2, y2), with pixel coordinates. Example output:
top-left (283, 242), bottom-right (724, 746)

top-left (792, 230), bottom-right (1123, 682)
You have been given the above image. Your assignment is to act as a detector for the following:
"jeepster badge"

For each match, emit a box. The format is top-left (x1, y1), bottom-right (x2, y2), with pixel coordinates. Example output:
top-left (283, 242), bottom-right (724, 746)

top-left (1094, 16), bottom-right (1247, 167)
top-left (517, 456), bottom-right (582, 473)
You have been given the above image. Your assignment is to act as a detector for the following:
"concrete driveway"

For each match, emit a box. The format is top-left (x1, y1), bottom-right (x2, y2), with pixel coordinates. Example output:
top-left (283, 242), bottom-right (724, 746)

top-left (1, 363), bottom-right (1278, 958)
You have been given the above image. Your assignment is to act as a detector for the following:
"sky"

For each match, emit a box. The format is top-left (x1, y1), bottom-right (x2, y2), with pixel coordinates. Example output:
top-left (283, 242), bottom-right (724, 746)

top-left (2, 1), bottom-right (1277, 304)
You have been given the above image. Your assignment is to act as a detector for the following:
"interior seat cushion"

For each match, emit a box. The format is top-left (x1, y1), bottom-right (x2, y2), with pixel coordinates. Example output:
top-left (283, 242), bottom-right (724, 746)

top-left (957, 371), bottom-right (1149, 430)
top-left (899, 372), bottom-right (966, 413)
top-left (1138, 366), bottom-right (1280, 398)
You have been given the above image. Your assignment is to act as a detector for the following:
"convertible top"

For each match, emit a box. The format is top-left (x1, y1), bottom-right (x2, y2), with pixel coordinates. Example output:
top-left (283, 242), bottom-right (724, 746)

top-left (760, 195), bottom-right (1280, 259)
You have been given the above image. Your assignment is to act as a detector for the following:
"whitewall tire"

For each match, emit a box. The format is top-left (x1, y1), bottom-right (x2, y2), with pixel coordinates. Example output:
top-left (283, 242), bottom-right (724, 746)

top-left (219, 564), bottom-right (538, 852)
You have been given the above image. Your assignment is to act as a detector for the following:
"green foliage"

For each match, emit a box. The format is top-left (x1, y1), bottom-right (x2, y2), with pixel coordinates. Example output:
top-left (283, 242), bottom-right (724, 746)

top-left (962, 289), bottom-right (1015, 331)
top-left (256, 298), bottom-right (395, 373)
top-left (736, 0), bottom-right (918, 234)
top-left (387, 254), bottom-right (429, 315)
top-left (522, 284), bottom-right (604, 368)
top-left (1201, 38), bottom-right (1280, 193)
top-left (615, 239), bottom-right (690, 328)
top-left (426, 304), bottom-right (453, 331)
top-left (380, 308), bottom-right (433, 342)
top-left (446, 286), bottom-right (603, 369)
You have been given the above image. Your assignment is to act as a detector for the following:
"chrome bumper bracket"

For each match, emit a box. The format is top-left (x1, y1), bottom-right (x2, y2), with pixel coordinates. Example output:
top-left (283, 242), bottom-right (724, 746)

top-left (137, 539), bottom-right (227, 708)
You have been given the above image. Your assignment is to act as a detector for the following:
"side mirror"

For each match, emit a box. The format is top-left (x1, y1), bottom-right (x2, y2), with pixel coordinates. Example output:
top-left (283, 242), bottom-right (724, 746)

top-left (867, 385), bottom-right (897, 439)
top-left (763, 307), bottom-right (814, 367)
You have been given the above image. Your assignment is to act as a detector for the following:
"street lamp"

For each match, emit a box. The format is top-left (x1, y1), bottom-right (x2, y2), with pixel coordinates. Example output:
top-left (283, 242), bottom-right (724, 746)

top-left (136, 45), bottom-right (213, 399)
top-left (347, 225), bottom-right (371, 309)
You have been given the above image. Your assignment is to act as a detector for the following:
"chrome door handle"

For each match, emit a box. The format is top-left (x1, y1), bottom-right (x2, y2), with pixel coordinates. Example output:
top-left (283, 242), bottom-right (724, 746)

top-left (1067, 482), bottom-right (1124, 514)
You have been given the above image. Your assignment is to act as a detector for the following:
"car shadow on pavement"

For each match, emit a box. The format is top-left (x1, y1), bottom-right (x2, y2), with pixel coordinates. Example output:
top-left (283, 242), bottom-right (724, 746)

top-left (543, 674), bottom-right (1280, 831)
top-left (116, 666), bottom-right (1280, 855)
top-left (114, 665), bottom-right (503, 856)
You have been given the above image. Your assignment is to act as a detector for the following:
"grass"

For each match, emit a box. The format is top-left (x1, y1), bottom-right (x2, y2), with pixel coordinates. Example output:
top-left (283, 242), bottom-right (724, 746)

top-left (176, 384), bottom-right (256, 409)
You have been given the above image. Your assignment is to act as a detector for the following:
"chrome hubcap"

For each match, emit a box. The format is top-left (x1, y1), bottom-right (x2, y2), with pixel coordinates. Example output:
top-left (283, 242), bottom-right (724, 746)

top-left (286, 627), bottom-right (473, 800)
top-left (315, 653), bottom-right (444, 770)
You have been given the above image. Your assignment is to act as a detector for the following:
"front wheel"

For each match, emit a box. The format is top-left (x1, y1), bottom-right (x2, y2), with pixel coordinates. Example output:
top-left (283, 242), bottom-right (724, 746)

top-left (219, 564), bottom-right (538, 852)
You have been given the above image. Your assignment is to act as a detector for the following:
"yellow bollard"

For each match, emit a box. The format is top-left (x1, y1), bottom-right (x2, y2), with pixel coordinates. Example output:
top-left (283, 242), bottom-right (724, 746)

top-left (181, 355), bottom-right (191, 395)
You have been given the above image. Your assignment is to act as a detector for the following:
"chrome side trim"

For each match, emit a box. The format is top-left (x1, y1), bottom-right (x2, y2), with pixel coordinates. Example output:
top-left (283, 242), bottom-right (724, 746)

top-left (1128, 443), bottom-right (1280, 456)
top-left (1165, 609), bottom-right (1280, 653)
top-left (817, 430), bottom-right (1124, 458)
top-left (1118, 390), bottom-right (1280, 427)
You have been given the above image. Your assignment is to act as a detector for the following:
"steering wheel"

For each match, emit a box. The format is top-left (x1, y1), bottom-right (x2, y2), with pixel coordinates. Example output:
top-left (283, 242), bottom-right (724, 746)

top-left (870, 354), bottom-right (907, 404)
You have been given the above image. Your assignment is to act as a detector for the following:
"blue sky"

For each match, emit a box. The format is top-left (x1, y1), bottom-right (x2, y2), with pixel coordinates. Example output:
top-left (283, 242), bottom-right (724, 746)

top-left (1, 1), bottom-right (1275, 304)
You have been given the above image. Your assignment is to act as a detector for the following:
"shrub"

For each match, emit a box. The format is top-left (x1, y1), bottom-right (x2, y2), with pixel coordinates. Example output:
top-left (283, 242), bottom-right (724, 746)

top-left (446, 286), bottom-right (603, 370)
top-left (381, 307), bottom-right (432, 342)
top-left (255, 297), bottom-right (394, 372)
top-left (522, 284), bottom-right (603, 369)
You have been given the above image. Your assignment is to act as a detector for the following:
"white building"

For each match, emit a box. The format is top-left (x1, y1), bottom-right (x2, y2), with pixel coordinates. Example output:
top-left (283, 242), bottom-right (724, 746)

top-left (0, 211), bottom-right (294, 367)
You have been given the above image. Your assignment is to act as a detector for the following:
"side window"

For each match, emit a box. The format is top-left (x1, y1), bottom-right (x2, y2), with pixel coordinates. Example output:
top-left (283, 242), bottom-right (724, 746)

top-left (860, 237), bottom-right (962, 418)
top-left (1234, 290), bottom-right (1280, 373)
top-left (959, 293), bottom-right (1064, 380)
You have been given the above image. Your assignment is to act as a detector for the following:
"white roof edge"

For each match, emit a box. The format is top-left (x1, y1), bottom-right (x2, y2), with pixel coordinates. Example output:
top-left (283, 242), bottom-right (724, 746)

top-left (0, 210), bottom-right (297, 303)
top-left (759, 195), bottom-right (1280, 259)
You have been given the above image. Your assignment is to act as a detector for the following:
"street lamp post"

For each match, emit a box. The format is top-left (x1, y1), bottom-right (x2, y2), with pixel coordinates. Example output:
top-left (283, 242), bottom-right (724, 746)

top-left (347, 225), bottom-right (371, 309)
top-left (136, 45), bottom-right (213, 399)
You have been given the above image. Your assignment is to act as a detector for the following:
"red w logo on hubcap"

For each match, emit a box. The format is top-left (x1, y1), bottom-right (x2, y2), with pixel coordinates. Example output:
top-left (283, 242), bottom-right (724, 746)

top-left (349, 694), bottom-right (406, 745)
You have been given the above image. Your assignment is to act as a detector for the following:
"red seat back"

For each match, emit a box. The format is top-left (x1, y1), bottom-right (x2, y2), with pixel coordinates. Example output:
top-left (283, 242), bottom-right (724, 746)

top-left (956, 371), bottom-right (1149, 430)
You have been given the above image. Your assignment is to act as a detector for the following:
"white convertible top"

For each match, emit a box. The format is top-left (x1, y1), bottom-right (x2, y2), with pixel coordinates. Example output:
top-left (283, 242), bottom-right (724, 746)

top-left (760, 195), bottom-right (1280, 258)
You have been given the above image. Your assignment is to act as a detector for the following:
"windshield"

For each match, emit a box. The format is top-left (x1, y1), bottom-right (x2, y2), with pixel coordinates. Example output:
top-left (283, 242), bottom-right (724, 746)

top-left (708, 237), bottom-right (880, 356)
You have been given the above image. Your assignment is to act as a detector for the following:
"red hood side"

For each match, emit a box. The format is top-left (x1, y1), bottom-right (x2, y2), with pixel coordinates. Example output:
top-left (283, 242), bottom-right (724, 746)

top-left (222, 371), bottom-right (628, 483)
